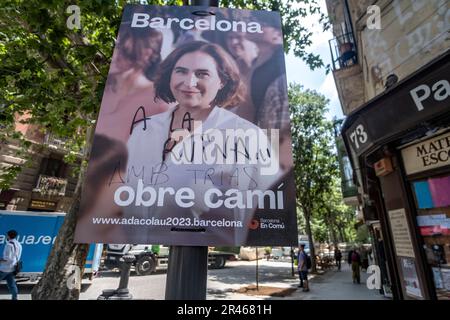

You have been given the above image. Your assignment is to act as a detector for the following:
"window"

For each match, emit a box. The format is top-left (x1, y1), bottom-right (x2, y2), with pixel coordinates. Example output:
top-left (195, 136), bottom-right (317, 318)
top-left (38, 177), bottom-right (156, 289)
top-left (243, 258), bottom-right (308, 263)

top-left (39, 157), bottom-right (67, 178)
top-left (412, 174), bottom-right (450, 300)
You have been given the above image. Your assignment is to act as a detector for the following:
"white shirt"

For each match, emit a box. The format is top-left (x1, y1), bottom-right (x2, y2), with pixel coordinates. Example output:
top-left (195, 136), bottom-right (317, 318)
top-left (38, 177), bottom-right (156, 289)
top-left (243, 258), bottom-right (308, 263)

top-left (0, 239), bottom-right (22, 273)
top-left (124, 106), bottom-right (281, 245)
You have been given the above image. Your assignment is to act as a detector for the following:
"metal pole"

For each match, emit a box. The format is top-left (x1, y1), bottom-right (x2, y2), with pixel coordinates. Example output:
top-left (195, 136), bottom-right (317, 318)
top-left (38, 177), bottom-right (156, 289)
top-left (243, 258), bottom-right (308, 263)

top-left (290, 247), bottom-right (295, 277)
top-left (165, 246), bottom-right (209, 299)
top-left (117, 255), bottom-right (134, 291)
top-left (189, 0), bottom-right (218, 6)
top-left (256, 247), bottom-right (259, 291)
top-left (164, 0), bottom-right (218, 300)
top-left (98, 254), bottom-right (135, 300)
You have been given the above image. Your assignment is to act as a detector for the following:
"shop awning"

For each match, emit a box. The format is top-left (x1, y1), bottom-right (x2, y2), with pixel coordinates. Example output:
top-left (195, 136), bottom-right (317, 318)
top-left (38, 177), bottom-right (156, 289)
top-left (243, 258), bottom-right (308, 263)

top-left (341, 52), bottom-right (450, 158)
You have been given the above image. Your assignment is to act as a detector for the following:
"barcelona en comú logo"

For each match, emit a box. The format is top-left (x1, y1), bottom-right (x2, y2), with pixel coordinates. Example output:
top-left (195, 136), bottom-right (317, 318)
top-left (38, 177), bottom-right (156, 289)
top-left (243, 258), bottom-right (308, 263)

top-left (248, 219), bottom-right (259, 230)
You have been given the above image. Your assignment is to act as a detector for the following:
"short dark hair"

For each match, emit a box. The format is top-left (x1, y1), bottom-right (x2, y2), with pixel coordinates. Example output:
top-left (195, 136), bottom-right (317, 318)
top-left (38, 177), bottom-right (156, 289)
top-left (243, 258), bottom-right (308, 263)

top-left (7, 230), bottom-right (18, 239)
top-left (154, 41), bottom-right (245, 108)
top-left (118, 27), bottom-right (163, 80)
top-left (300, 243), bottom-right (305, 248)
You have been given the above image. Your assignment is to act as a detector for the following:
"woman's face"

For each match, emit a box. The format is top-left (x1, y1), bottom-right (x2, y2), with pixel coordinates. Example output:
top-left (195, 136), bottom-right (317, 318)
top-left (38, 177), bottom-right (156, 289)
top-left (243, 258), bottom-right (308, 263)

top-left (226, 33), bottom-right (255, 59)
top-left (169, 51), bottom-right (223, 109)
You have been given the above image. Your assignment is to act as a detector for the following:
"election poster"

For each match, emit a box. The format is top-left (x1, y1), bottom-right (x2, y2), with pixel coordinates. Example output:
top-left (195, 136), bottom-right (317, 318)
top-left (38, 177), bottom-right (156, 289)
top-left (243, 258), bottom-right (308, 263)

top-left (74, 4), bottom-right (297, 246)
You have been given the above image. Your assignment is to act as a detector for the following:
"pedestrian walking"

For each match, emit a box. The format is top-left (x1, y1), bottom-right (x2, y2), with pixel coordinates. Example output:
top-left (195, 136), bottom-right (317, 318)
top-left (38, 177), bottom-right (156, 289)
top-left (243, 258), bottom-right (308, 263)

top-left (360, 246), bottom-right (369, 271)
top-left (0, 230), bottom-right (22, 300)
top-left (347, 249), bottom-right (354, 265)
top-left (334, 248), bottom-right (342, 271)
top-left (351, 249), bottom-right (362, 284)
top-left (297, 244), bottom-right (310, 292)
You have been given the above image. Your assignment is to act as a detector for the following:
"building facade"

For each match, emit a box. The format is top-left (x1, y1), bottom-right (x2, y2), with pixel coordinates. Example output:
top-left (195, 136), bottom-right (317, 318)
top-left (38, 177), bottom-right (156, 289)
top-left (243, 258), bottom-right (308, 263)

top-left (0, 113), bottom-right (80, 213)
top-left (327, 0), bottom-right (450, 300)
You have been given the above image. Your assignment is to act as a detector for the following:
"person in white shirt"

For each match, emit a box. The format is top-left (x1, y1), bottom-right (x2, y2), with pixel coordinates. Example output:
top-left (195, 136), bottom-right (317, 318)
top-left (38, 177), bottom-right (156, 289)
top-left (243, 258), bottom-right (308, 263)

top-left (123, 41), bottom-right (281, 245)
top-left (0, 230), bottom-right (22, 300)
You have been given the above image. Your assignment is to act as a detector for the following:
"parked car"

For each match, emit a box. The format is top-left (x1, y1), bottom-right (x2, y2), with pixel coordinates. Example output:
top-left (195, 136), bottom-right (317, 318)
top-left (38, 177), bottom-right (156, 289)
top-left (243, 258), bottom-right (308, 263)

top-left (271, 247), bottom-right (283, 259)
top-left (270, 246), bottom-right (294, 260)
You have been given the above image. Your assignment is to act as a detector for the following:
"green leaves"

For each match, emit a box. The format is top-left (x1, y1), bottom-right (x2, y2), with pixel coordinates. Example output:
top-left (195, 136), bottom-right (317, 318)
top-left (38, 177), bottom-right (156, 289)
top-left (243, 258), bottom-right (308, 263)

top-left (220, 0), bottom-right (327, 69)
top-left (289, 84), bottom-right (353, 243)
top-left (0, 164), bottom-right (22, 190)
top-left (0, 0), bottom-right (327, 188)
top-left (0, 0), bottom-right (119, 186)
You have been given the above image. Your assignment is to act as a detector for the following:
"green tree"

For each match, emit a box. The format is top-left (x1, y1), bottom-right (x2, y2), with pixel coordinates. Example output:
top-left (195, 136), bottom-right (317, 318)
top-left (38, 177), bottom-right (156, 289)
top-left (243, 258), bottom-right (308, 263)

top-left (220, 0), bottom-right (329, 69)
top-left (310, 216), bottom-right (328, 243)
top-left (0, 0), bottom-right (329, 299)
top-left (315, 177), bottom-right (358, 245)
top-left (1, 0), bottom-right (124, 300)
top-left (356, 224), bottom-right (369, 243)
top-left (289, 84), bottom-right (338, 272)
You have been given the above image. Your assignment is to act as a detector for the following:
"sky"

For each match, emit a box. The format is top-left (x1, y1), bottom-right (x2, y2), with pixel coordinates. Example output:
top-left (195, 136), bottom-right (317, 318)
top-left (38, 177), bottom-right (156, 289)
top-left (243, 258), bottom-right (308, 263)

top-left (284, 0), bottom-right (344, 121)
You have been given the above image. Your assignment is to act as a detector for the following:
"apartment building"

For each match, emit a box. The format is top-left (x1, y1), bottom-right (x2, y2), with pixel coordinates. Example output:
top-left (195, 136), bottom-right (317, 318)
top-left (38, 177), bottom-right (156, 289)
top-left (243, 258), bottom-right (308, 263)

top-left (327, 0), bottom-right (449, 300)
top-left (0, 113), bottom-right (80, 213)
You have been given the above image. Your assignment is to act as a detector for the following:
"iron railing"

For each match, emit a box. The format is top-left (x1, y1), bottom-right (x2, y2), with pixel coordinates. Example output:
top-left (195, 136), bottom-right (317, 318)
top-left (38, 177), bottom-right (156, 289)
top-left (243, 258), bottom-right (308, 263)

top-left (44, 133), bottom-right (84, 155)
top-left (33, 174), bottom-right (67, 196)
top-left (44, 133), bottom-right (68, 150)
top-left (329, 32), bottom-right (358, 70)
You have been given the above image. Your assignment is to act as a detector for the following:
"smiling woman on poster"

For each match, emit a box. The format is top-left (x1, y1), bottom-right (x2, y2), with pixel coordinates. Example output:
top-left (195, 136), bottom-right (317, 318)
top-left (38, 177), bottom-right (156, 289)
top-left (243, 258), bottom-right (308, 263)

top-left (121, 41), bottom-right (281, 245)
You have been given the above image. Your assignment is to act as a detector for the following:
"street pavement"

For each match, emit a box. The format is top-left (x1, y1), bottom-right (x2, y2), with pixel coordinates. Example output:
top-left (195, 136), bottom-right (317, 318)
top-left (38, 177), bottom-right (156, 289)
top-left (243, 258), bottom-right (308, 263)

top-left (288, 263), bottom-right (388, 300)
top-left (1, 258), bottom-right (387, 300)
top-left (206, 259), bottom-right (387, 300)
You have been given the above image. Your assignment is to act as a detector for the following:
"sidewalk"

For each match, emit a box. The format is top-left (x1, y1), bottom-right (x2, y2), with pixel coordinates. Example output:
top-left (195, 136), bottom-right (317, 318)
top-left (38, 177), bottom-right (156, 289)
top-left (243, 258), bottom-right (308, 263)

top-left (1, 260), bottom-right (388, 300)
top-left (287, 263), bottom-right (387, 300)
top-left (207, 259), bottom-right (300, 300)
top-left (207, 260), bottom-right (388, 300)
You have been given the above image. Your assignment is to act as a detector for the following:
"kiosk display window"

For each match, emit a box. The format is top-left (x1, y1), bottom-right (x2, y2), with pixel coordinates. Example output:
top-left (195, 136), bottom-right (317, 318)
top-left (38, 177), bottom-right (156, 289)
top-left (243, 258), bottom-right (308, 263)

top-left (412, 174), bottom-right (450, 300)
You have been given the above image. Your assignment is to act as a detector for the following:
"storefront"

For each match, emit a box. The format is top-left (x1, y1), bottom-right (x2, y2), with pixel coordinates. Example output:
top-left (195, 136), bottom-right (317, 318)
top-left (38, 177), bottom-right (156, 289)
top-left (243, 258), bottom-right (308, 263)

top-left (0, 189), bottom-right (17, 210)
top-left (342, 52), bottom-right (450, 300)
top-left (400, 131), bottom-right (450, 299)
top-left (28, 199), bottom-right (58, 212)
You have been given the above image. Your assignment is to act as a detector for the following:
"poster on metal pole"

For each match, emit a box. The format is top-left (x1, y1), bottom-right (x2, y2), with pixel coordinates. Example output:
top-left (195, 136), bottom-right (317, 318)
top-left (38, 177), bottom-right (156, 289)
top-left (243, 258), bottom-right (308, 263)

top-left (74, 4), bottom-right (298, 246)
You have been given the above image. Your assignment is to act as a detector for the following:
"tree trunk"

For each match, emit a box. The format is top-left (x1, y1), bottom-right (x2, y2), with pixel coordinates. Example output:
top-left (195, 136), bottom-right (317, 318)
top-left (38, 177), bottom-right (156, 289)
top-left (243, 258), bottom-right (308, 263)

top-left (31, 186), bottom-right (89, 299)
top-left (338, 224), bottom-right (346, 242)
top-left (31, 126), bottom-right (95, 300)
top-left (304, 210), bottom-right (317, 273)
top-left (329, 217), bottom-right (338, 246)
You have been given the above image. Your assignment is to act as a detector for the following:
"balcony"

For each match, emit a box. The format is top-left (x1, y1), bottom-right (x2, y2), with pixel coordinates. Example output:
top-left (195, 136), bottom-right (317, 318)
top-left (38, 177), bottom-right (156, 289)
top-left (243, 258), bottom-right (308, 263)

top-left (33, 174), bottom-right (68, 196)
top-left (44, 133), bottom-right (84, 155)
top-left (44, 133), bottom-right (68, 151)
top-left (329, 32), bottom-right (358, 70)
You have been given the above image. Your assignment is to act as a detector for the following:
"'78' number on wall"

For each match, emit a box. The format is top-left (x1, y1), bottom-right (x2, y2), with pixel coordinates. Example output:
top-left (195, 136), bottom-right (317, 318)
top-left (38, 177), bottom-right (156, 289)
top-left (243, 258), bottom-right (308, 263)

top-left (349, 124), bottom-right (368, 149)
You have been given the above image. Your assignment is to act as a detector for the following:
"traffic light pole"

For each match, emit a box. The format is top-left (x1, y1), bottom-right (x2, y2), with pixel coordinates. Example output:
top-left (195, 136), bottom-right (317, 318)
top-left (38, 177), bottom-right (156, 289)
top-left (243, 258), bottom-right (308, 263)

top-left (164, 0), bottom-right (218, 300)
